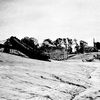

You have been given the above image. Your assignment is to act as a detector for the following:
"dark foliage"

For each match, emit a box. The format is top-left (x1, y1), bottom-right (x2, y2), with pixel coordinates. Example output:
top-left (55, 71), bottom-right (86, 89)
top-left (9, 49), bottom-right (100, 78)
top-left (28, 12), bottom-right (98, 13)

top-left (21, 37), bottom-right (39, 49)
top-left (3, 36), bottom-right (50, 61)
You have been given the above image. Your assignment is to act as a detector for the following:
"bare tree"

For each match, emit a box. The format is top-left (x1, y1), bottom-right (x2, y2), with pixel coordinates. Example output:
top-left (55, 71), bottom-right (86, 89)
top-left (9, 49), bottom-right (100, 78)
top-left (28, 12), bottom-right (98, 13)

top-left (67, 38), bottom-right (73, 54)
top-left (63, 38), bottom-right (68, 59)
top-left (74, 39), bottom-right (79, 54)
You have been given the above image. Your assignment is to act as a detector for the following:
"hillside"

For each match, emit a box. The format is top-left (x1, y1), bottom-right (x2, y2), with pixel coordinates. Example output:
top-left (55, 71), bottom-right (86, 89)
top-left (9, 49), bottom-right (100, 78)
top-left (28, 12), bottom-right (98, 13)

top-left (0, 52), bottom-right (100, 100)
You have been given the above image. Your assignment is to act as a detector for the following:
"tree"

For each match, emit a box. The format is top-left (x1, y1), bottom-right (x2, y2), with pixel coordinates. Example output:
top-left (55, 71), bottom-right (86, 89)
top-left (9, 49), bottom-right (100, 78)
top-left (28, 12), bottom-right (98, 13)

top-left (21, 37), bottom-right (39, 49)
top-left (79, 40), bottom-right (88, 53)
top-left (62, 38), bottom-right (73, 59)
top-left (63, 38), bottom-right (68, 59)
top-left (7, 36), bottom-right (50, 61)
top-left (42, 38), bottom-right (54, 48)
top-left (3, 38), bottom-right (11, 53)
top-left (67, 38), bottom-right (73, 54)
top-left (53, 38), bottom-right (63, 48)
top-left (74, 39), bottom-right (79, 54)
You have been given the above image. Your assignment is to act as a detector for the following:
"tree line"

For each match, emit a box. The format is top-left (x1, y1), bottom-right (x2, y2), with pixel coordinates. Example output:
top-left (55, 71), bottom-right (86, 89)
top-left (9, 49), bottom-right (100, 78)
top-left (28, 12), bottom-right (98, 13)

top-left (0, 36), bottom-right (98, 61)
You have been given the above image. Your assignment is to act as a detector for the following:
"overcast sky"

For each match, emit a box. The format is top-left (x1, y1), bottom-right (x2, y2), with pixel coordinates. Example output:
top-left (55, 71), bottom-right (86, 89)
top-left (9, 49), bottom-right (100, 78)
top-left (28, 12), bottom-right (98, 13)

top-left (0, 0), bottom-right (100, 45)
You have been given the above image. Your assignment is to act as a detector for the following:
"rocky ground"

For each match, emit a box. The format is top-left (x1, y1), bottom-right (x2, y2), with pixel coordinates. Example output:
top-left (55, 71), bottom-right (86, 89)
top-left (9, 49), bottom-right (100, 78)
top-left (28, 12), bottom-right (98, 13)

top-left (0, 52), bottom-right (100, 100)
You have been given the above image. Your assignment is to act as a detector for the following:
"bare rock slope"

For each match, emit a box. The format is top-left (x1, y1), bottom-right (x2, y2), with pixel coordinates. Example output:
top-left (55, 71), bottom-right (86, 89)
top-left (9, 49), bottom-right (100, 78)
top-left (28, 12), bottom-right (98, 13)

top-left (0, 52), bottom-right (100, 100)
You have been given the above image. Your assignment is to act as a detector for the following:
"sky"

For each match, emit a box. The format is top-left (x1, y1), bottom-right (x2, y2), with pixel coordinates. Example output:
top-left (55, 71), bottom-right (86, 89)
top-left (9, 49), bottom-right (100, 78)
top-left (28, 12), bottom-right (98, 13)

top-left (0, 0), bottom-right (100, 45)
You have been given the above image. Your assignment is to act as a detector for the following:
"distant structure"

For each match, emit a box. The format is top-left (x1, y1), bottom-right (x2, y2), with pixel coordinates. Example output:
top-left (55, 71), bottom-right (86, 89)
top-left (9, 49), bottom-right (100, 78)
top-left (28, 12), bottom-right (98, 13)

top-left (93, 38), bottom-right (100, 50)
